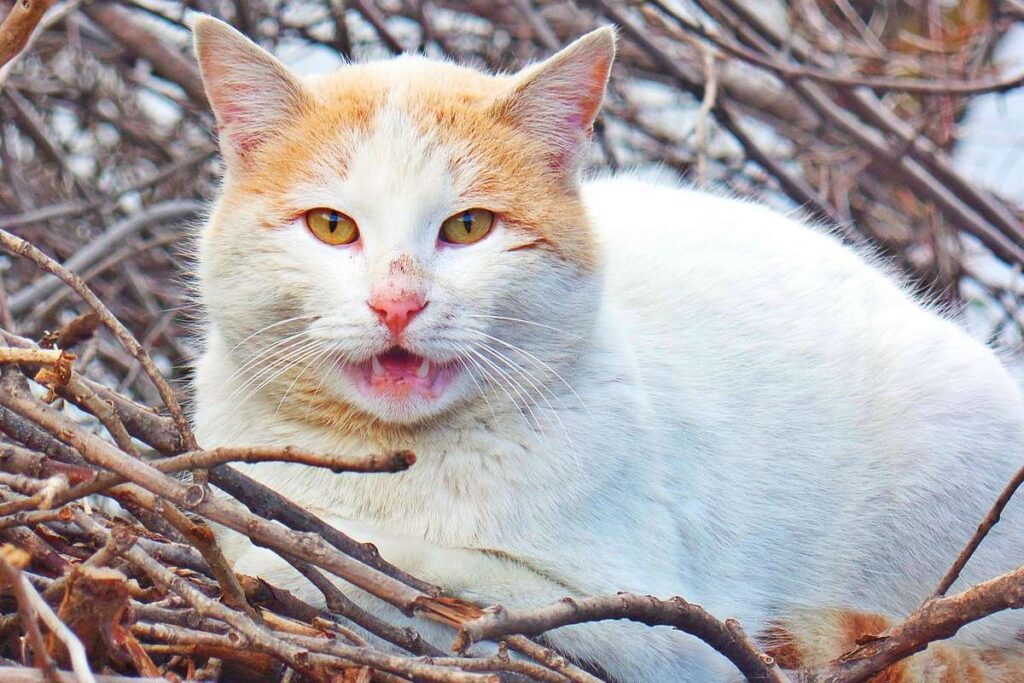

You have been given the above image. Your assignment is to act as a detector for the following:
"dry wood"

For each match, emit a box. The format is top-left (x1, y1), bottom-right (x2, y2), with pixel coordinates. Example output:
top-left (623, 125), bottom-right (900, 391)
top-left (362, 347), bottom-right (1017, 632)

top-left (0, 0), bottom-right (55, 67)
top-left (0, 229), bottom-right (196, 451)
top-left (0, 544), bottom-right (59, 681)
top-left (808, 565), bottom-right (1024, 682)
top-left (454, 594), bottom-right (789, 683)
top-left (47, 566), bottom-right (131, 670)
top-left (0, 545), bottom-right (96, 683)
top-left (932, 463), bottom-right (1024, 597)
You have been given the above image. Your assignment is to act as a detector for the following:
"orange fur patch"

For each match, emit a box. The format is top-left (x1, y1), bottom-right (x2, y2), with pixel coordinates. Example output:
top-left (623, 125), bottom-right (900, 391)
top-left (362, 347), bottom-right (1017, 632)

top-left (215, 57), bottom-right (599, 269)
top-left (760, 622), bottom-right (806, 670)
top-left (761, 609), bottom-right (1024, 682)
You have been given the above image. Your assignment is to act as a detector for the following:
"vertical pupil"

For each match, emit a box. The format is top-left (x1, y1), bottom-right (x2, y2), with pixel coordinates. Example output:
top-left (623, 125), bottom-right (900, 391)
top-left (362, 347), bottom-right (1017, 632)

top-left (461, 212), bottom-right (473, 234)
top-left (328, 212), bottom-right (339, 233)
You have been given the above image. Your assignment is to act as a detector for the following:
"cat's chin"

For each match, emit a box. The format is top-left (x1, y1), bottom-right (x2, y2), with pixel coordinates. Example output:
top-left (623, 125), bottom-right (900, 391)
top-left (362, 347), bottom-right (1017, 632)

top-left (340, 347), bottom-right (459, 409)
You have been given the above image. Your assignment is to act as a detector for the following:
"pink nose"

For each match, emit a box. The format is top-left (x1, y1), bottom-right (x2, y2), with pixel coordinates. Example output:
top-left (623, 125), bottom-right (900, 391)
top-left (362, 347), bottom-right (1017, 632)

top-left (369, 294), bottom-right (427, 336)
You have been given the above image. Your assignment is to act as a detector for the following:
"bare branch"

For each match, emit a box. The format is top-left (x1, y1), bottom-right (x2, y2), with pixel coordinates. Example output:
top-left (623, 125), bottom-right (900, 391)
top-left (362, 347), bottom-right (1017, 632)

top-left (454, 593), bottom-right (790, 683)
top-left (0, 0), bottom-right (55, 67)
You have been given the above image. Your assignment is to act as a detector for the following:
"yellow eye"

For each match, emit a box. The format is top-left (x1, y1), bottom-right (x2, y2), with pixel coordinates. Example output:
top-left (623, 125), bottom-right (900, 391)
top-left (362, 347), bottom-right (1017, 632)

top-left (305, 208), bottom-right (358, 246)
top-left (440, 209), bottom-right (495, 245)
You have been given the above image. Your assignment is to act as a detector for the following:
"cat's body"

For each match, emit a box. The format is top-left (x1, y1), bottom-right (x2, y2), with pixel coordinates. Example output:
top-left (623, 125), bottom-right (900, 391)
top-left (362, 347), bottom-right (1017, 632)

top-left (191, 17), bottom-right (1024, 681)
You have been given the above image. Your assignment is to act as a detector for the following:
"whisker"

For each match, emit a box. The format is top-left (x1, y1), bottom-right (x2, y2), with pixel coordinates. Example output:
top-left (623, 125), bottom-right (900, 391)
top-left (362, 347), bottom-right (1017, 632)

top-left (228, 313), bottom-right (320, 354)
top-left (222, 333), bottom-right (316, 401)
top-left (468, 346), bottom-right (543, 440)
top-left (227, 339), bottom-right (325, 408)
top-left (464, 351), bottom-right (530, 429)
top-left (218, 340), bottom-right (330, 444)
top-left (465, 314), bottom-right (586, 342)
top-left (224, 330), bottom-right (314, 389)
top-left (467, 328), bottom-right (590, 414)
top-left (304, 342), bottom-right (344, 423)
top-left (274, 340), bottom-right (335, 419)
top-left (456, 355), bottom-right (499, 425)
top-left (476, 343), bottom-right (582, 474)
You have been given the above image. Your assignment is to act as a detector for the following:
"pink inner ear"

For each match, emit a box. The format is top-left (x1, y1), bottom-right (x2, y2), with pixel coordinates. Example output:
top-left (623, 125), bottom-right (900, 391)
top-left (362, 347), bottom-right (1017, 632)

top-left (546, 59), bottom-right (610, 172)
top-left (540, 51), bottom-right (610, 171)
top-left (211, 83), bottom-right (268, 158)
top-left (547, 113), bottom-right (587, 173)
top-left (580, 59), bottom-right (611, 122)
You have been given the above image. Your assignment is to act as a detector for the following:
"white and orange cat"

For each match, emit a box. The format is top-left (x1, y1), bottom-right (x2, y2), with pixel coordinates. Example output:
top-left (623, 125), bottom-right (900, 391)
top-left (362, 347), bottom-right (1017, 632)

top-left (190, 15), bottom-right (1024, 682)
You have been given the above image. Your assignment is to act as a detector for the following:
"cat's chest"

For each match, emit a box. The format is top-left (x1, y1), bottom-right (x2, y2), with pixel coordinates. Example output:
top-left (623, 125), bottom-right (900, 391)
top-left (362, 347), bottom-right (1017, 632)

top-left (221, 407), bottom-right (601, 547)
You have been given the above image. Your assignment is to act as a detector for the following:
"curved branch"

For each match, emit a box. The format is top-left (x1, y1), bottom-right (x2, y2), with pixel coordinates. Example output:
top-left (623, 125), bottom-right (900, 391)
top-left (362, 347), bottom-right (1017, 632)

top-left (453, 593), bottom-right (790, 683)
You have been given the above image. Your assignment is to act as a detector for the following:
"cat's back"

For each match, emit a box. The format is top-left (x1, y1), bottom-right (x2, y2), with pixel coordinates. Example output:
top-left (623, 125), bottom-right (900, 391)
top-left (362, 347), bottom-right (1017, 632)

top-left (581, 171), bottom-right (996, 386)
top-left (581, 171), bottom-right (1024, 484)
top-left (583, 171), bottom-right (913, 334)
top-left (580, 172), bottom-right (1024, 638)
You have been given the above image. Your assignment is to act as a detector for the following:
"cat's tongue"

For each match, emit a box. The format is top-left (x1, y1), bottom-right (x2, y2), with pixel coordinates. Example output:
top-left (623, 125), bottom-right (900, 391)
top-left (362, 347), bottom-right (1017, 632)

top-left (365, 348), bottom-right (441, 395)
top-left (372, 348), bottom-right (430, 379)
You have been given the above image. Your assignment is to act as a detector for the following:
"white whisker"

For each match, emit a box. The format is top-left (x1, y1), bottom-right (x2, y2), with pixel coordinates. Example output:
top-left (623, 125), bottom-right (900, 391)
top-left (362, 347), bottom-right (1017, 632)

top-left (467, 328), bottom-right (590, 414)
top-left (456, 355), bottom-right (499, 425)
top-left (465, 314), bottom-right (586, 341)
top-left (222, 333), bottom-right (316, 403)
top-left (476, 342), bottom-right (582, 474)
top-left (303, 342), bottom-right (343, 422)
top-left (227, 339), bottom-right (325, 408)
top-left (464, 351), bottom-right (533, 433)
top-left (468, 346), bottom-right (543, 440)
top-left (228, 313), bottom-right (320, 354)
top-left (224, 330), bottom-right (314, 389)
top-left (274, 340), bottom-right (336, 419)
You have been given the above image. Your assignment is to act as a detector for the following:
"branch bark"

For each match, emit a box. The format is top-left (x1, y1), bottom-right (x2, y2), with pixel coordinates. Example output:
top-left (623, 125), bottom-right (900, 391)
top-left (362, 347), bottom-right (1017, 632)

top-left (455, 593), bottom-right (790, 683)
top-left (0, 0), bottom-right (55, 67)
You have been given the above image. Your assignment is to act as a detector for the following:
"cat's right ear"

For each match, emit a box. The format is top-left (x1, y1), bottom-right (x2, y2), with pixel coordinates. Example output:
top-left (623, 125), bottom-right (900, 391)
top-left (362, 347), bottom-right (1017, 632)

top-left (192, 16), bottom-right (308, 166)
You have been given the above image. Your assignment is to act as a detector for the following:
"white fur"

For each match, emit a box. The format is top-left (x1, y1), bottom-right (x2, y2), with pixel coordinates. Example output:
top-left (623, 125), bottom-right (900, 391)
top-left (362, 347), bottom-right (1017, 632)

top-left (192, 30), bottom-right (1024, 681)
top-left (195, 168), bottom-right (1024, 681)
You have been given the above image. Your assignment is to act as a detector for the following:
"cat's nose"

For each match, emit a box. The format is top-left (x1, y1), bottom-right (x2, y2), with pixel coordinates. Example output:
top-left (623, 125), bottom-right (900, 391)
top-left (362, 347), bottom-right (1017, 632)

top-left (368, 293), bottom-right (428, 336)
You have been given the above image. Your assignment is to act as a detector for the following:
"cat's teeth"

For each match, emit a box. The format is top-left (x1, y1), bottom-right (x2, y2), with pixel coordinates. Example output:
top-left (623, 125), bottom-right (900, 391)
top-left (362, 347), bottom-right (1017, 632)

top-left (416, 358), bottom-right (431, 379)
top-left (371, 355), bottom-right (385, 377)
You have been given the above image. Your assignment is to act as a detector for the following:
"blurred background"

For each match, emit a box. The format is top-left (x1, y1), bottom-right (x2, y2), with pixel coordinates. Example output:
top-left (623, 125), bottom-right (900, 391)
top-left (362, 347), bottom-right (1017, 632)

top-left (1, 0), bottom-right (1024, 406)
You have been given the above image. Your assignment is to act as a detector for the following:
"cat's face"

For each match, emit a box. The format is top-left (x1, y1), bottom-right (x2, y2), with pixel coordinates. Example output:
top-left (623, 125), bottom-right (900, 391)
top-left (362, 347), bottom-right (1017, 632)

top-left (194, 17), bottom-right (613, 427)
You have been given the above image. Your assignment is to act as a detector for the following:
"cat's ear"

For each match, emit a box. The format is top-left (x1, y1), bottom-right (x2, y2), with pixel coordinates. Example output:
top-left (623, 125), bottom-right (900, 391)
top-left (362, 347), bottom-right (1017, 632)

top-left (498, 27), bottom-right (615, 174)
top-left (192, 15), bottom-right (308, 165)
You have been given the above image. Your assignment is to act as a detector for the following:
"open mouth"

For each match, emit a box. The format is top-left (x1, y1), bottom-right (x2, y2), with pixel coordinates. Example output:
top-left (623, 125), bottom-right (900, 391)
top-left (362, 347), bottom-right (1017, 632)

top-left (345, 347), bottom-right (456, 400)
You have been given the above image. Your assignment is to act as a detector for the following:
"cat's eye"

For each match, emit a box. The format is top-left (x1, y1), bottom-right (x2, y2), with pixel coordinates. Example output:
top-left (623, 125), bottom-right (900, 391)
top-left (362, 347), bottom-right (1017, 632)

top-left (305, 208), bottom-right (359, 246)
top-left (440, 209), bottom-right (495, 245)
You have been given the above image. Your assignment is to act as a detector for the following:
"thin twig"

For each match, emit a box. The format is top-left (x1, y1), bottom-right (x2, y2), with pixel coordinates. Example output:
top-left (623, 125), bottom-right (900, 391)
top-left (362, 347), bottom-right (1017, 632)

top-left (808, 565), bottom-right (1024, 682)
top-left (0, 544), bottom-right (60, 682)
top-left (932, 463), bottom-right (1024, 597)
top-left (0, 227), bottom-right (198, 450)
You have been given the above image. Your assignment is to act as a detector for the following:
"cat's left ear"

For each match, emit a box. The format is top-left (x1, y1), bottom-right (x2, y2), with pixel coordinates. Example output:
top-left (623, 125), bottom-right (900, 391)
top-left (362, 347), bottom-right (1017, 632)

top-left (498, 27), bottom-right (616, 174)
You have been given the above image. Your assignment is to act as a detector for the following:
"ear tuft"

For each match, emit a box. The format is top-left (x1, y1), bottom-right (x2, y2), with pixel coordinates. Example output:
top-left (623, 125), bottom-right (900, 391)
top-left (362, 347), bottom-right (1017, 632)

top-left (192, 15), bottom-right (307, 165)
top-left (498, 27), bottom-right (616, 175)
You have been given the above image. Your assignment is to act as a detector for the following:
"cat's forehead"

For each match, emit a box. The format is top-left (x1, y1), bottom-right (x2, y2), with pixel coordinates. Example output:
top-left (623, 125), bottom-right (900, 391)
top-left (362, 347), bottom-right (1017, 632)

top-left (306, 55), bottom-right (513, 105)
top-left (295, 55), bottom-right (521, 163)
top-left (241, 56), bottom-right (535, 210)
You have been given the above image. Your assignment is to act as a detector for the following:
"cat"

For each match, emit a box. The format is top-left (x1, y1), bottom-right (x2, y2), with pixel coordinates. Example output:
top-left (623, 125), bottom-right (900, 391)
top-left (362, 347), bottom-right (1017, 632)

top-left (190, 15), bottom-right (1024, 682)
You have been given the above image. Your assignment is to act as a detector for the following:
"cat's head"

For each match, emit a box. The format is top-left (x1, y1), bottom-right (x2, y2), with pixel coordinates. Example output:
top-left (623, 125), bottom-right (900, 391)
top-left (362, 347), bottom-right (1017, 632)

top-left (193, 16), bottom-right (614, 428)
